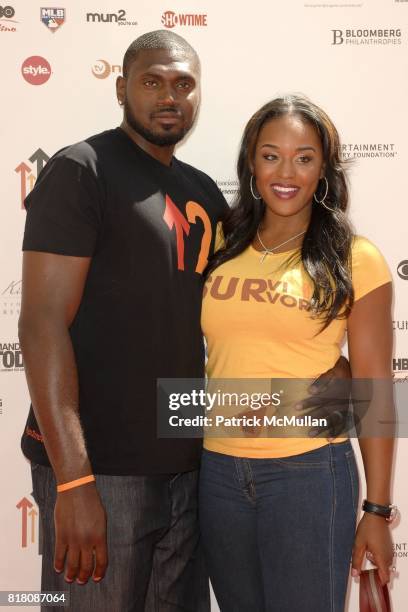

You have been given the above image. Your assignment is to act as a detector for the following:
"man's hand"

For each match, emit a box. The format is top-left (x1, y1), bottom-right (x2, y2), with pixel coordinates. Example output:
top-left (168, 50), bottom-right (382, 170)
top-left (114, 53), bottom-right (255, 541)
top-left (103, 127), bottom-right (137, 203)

top-left (54, 484), bottom-right (108, 584)
top-left (296, 356), bottom-right (356, 438)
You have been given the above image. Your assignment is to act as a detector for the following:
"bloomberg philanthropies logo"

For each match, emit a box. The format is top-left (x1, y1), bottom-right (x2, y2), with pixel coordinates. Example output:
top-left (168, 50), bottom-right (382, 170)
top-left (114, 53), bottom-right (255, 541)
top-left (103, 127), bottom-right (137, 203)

top-left (161, 10), bottom-right (207, 28)
top-left (332, 28), bottom-right (402, 45)
top-left (21, 56), bottom-right (52, 85)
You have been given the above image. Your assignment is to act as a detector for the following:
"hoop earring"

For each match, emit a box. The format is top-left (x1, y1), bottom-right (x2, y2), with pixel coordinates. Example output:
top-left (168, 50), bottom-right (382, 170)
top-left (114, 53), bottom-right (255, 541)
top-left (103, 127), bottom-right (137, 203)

top-left (250, 175), bottom-right (262, 200)
top-left (313, 176), bottom-right (335, 211)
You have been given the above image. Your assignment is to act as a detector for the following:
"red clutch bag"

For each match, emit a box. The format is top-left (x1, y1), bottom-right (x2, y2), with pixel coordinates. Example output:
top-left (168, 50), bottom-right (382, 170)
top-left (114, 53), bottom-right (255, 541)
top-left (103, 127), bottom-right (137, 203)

top-left (360, 569), bottom-right (391, 612)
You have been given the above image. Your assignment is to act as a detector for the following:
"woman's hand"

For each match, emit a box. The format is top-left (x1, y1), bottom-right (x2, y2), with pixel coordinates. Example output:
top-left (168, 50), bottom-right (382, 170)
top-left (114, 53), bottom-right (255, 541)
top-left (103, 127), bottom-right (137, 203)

top-left (351, 513), bottom-right (394, 585)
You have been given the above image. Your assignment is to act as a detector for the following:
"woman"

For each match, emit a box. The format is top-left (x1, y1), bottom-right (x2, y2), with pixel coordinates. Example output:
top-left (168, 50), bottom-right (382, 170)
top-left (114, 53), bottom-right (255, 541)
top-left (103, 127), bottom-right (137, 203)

top-left (199, 95), bottom-right (395, 611)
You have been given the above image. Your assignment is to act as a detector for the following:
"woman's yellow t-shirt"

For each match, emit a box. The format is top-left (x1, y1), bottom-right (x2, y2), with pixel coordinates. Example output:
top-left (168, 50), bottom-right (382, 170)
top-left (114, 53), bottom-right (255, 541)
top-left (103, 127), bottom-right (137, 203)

top-left (201, 234), bottom-right (392, 458)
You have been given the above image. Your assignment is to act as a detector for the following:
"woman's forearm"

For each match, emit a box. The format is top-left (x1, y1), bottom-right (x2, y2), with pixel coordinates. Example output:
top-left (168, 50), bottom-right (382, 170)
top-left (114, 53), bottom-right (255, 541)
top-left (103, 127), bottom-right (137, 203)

top-left (358, 437), bottom-right (394, 506)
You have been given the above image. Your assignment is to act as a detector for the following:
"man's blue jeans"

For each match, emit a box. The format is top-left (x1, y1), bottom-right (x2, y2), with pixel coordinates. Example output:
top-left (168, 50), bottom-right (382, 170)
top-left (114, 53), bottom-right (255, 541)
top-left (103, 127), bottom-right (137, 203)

top-left (199, 441), bottom-right (358, 612)
top-left (31, 464), bottom-right (210, 611)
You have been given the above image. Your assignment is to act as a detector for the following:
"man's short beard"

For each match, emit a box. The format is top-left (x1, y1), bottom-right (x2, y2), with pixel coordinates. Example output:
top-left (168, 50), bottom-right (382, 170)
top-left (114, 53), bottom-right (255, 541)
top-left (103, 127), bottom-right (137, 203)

top-left (124, 99), bottom-right (190, 147)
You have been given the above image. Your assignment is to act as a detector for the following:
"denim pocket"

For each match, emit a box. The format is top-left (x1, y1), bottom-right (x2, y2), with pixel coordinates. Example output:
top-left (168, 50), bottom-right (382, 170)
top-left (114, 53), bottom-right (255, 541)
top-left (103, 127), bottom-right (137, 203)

top-left (345, 449), bottom-right (359, 518)
top-left (30, 462), bottom-right (48, 508)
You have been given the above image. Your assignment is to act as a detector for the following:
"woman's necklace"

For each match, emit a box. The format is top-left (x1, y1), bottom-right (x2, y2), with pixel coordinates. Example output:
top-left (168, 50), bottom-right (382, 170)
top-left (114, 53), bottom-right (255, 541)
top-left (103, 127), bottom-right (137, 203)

top-left (256, 229), bottom-right (306, 263)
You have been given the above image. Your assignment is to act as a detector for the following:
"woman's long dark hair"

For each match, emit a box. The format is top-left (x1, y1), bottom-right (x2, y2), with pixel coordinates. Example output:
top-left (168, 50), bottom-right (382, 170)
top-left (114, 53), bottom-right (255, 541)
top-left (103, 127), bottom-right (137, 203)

top-left (206, 95), bottom-right (354, 329)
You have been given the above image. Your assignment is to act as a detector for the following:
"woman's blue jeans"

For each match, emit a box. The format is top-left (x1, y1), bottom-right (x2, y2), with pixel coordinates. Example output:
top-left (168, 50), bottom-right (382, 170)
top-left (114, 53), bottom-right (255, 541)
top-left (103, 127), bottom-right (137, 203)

top-left (199, 441), bottom-right (359, 612)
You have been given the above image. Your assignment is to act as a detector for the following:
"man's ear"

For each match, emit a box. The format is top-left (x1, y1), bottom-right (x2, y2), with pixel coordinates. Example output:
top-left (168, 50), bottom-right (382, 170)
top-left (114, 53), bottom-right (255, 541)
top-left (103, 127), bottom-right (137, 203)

top-left (116, 76), bottom-right (126, 105)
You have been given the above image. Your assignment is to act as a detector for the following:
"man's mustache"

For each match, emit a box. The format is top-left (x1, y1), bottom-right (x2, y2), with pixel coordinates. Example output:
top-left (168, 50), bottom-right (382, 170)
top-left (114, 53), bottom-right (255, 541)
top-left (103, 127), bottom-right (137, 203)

top-left (151, 107), bottom-right (183, 118)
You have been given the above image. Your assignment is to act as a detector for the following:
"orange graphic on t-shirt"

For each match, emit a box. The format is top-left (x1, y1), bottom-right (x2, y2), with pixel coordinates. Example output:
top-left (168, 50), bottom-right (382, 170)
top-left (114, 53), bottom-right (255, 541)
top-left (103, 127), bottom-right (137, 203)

top-left (163, 195), bottom-right (212, 274)
top-left (204, 275), bottom-right (311, 311)
top-left (25, 426), bottom-right (44, 442)
top-left (186, 201), bottom-right (211, 273)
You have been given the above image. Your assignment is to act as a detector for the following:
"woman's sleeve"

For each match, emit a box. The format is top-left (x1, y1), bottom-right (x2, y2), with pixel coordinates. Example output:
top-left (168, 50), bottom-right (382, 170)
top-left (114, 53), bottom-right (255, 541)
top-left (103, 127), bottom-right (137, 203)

top-left (351, 236), bottom-right (392, 301)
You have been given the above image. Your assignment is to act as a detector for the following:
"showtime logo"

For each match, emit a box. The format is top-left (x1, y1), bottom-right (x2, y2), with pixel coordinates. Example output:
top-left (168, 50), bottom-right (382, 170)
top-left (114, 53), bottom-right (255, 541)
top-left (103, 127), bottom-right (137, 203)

top-left (21, 56), bottom-right (51, 85)
top-left (161, 10), bottom-right (207, 28)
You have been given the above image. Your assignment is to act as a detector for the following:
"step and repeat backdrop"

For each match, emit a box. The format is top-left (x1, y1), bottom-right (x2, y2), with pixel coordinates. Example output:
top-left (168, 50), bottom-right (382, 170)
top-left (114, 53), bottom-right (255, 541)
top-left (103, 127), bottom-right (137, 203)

top-left (0, 0), bottom-right (407, 610)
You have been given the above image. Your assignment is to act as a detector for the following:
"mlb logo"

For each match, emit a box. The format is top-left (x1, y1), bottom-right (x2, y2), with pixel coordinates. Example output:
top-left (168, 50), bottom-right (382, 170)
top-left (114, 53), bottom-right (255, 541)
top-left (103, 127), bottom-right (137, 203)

top-left (40, 7), bottom-right (65, 32)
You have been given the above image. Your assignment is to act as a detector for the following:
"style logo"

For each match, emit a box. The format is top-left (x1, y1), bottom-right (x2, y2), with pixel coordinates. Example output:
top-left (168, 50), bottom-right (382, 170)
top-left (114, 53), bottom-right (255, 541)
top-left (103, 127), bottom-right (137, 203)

top-left (1, 280), bottom-right (21, 316)
top-left (0, 342), bottom-right (23, 371)
top-left (21, 56), bottom-right (52, 85)
top-left (91, 59), bottom-right (121, 79)
top-left (16, 497), bottom-right (38, 549)
top-left (340, 143), bottom-right (397, 160)
top-left (15, 148), bottom-right (50, 208)
top-left (0, 5), bottom-right (17, 32)
top-left (161, 10), bottom-right (208, 28)
top-left (332, 28), bottom-right (402, 45)
top-left (86, 9), bottom-right (137, 25)
top-left (397, 260), bottom-right (408, 280)
top-left (40, 7), bottom-right (65, 32)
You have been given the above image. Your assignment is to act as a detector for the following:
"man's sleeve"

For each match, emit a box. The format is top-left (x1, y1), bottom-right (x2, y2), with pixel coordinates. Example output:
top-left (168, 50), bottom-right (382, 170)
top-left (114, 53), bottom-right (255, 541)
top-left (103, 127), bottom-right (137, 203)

top-left (23, 156), bottom-right (104, 257)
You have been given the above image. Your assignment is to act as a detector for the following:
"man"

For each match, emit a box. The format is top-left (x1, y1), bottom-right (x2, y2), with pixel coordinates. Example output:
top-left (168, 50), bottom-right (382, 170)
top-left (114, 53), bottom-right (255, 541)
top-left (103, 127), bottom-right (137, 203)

top-left (19, 30), bottom-right (224, 612)
top-left (19, 30), bottom-right (349, 612)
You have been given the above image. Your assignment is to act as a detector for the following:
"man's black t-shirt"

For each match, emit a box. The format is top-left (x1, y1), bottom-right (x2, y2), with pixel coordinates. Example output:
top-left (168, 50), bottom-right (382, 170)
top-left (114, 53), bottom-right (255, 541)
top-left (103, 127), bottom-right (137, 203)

top-left (21, 128), bottom-right (227, 475)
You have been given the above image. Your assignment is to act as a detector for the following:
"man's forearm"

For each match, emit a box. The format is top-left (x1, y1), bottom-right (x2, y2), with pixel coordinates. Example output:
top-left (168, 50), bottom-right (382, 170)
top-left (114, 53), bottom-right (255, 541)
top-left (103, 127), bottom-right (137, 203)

top-left (19, 317), bottom-right (92, 483)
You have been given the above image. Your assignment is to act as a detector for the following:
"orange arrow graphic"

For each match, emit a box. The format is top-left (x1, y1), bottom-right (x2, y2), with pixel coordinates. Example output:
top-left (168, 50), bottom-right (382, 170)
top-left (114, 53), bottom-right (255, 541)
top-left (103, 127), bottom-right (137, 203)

top-left (14, 162), bottom-right (31, 209)
top-left (16, 497), bottom-right (33, 548)
top-left (163, 195), bottom-right (190, 271)
top-left (29, 507), bottom-right (38, 543)
top-left (28, 174), bottom-right (36, 192)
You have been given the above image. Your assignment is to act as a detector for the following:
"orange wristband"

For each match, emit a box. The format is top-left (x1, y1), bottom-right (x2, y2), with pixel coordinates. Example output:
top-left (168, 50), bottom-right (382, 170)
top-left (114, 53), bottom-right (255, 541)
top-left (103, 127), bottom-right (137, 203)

top-left (56, 475), bottom-right (95, 493)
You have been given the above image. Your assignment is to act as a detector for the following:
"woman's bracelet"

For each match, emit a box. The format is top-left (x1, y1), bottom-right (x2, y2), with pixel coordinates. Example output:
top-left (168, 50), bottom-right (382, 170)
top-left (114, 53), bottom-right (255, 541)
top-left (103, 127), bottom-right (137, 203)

top-left (362, 499), bottom-right (398, 522)
top-left (56, 475), bottom-right (96, 493)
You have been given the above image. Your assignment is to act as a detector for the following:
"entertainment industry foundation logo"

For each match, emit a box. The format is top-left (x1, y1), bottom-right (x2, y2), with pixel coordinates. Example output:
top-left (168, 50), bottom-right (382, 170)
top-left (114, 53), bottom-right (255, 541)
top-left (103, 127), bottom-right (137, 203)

top-left (331, 28), bottom-right (402, 45)
top-left (15, 148), bottom-right (50, 208)
top-left (92, 59), bottom-right (121, 79)
top-left (1, 280), bottom-right (21, 316)
top-left (86, 9), bottom-right (137, 25)
top-left (40, 7), bottom-right (65, 32)
top-left (216, 179), bottom-right (239, 203)
top-left (397, 260), bottom-right (408, 280)
top-left (340, 143), bottom-right (397, 160)
top-left (0, 341), bottom-right (24, 372)
top-left (21, 56), bottom-right (52, 85)
top-left (0, 5), bottom-right (17, 32)
top-left (394, 543), bottom-right (408, 559)
top-left (161, 10), bottom-right (208, 28)
top-left (16, 496), bottom-right (39, 549)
